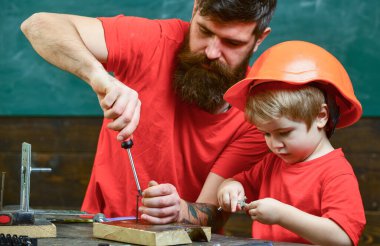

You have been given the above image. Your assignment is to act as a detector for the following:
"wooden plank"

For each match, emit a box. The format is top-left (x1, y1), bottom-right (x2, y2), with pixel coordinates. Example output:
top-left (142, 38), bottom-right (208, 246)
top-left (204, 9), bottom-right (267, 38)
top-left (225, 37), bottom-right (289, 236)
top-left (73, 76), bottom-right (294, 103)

top-left (93, 221), bottom-right (211, 246)
top-left (0, 152), bottom-right (93, 208)
top-left (0, 219), bottom-right (56, 238)
top-left (331, 118), bottom-right (380, 153)
top-left (31, 223), bottom-right (308, 245)
top-left (0, 117), bottom-right (102, 152)
top-left (361, 211), bottom-right (380, 245)
top-left (0, 117), bottom-right (100, 208)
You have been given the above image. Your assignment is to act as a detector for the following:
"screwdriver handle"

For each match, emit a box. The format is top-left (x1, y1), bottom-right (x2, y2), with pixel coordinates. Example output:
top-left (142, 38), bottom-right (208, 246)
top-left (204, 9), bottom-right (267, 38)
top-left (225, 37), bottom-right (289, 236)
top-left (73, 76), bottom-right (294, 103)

top-left (121, 139), bottom-right (133, 149)
top-left (120, 139), bottom-right (142, 196)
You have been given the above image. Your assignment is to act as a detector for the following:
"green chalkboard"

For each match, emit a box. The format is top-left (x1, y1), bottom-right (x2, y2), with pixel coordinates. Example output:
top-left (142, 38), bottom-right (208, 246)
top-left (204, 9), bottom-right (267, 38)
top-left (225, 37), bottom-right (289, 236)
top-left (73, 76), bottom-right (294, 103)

top-left (1, 0), bottom-right (379, 116)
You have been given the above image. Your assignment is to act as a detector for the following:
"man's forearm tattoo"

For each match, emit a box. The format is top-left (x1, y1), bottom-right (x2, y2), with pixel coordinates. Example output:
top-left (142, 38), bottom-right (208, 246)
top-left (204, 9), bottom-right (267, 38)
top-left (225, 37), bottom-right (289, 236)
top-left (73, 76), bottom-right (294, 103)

top-left (180, 202), bottom-right (228, 232)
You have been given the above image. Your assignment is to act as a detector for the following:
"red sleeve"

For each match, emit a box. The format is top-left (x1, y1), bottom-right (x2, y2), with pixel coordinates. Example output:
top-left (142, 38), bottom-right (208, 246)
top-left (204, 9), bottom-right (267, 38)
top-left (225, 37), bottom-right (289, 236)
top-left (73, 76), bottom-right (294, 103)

top-left (99, 16), bottom-right (164, 77)
top-left (321, 173), bottom-right (366, 246)
top-left (211, 123), bottom-right (268, 178)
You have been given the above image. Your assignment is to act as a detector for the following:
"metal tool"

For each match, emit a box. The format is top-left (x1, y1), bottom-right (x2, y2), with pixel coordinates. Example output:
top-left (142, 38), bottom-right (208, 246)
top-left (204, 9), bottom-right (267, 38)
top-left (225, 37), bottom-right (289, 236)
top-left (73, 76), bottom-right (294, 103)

top-left (20, 142), bottom-right (52, 212)
top-left (0, 234), bottom-right (37, 246)
top-left (0, 172), bottom-right (5, 211)
top-left (0, 142), bottom-right (52, 226)
top-left (121, 139), bottom-right (142, 196)
top-left (0, 211), bottom-right (34, 225)
top-left (238, 196), bottom-right (248, 209)
top-left (217, 196), bottom-right (248, 211)
top-left (0, 142), bottom-right (136, 225)
top-left (121, 139), bottom-right (142, 223)
top-left (31, 210), bottom-right (135, 223)
top-left (92, 213), bottom-right (135, 223)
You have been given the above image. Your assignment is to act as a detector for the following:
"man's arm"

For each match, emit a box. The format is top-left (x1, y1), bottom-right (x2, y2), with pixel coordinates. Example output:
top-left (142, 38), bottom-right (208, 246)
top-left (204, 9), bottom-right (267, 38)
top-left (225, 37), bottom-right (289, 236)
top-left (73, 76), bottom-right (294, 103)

top-left (21, 13), bottom-right (140, 140)
top-left (140, 173), bottom-right (230, 232)
top-left (180, 172), bottom-right (230, 231)
top-left (178, 201), bottom-right (229, 232)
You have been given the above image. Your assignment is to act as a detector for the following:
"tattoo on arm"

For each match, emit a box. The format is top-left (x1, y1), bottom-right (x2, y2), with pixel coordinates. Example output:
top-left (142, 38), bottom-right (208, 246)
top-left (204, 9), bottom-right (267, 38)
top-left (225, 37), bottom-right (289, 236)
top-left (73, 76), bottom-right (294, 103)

top-left (180, 202), bottom-right (229, 233)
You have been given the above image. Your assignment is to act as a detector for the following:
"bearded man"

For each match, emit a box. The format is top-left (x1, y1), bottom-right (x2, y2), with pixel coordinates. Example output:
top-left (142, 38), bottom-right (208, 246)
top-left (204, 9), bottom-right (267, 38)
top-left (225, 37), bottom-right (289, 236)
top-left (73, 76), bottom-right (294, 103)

top-left (21, 0), bottom-right (276, 230)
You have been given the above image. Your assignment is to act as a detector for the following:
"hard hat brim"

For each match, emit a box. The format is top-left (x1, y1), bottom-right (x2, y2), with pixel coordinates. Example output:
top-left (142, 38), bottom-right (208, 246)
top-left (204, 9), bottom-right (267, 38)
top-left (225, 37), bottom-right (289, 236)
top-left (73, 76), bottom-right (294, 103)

top-left (224, 77), bottom-right (362, 128)
top-left (224, 41), bottom-right (363, 128)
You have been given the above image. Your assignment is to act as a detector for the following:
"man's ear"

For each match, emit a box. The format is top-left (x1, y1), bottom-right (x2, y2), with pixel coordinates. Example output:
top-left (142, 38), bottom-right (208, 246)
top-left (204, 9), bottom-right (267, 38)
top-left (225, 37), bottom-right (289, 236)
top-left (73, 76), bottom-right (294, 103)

top-left (192, 0), bottom-right (198, 17)
top-left (317, 104), bottom-right (329, 129)
top-left (253, 27), bottom-right (271, 53)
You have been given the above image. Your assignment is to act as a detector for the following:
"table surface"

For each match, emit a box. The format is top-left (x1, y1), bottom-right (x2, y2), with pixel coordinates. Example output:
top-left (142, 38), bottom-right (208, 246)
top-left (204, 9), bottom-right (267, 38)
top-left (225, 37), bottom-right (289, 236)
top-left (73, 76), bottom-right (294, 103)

top-left (35, 222), bottom-right (309, 246)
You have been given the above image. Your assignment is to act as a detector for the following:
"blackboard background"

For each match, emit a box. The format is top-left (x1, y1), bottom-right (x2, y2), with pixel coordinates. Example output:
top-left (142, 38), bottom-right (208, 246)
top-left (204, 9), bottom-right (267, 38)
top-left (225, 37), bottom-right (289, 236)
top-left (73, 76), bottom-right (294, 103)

top-left (1, 0), bottom-right (379, 116)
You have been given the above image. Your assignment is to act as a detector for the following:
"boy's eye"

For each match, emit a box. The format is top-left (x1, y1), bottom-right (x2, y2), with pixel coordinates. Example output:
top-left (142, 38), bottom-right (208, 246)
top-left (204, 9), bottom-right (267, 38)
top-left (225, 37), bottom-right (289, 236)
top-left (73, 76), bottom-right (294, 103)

top-left (279, 131), bottom-right (291, 137)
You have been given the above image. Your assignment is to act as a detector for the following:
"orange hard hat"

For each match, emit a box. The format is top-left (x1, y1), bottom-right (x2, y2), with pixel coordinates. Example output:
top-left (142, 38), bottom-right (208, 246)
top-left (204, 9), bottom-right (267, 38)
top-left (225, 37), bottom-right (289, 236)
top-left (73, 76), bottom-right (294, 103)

top-left (224, 40), bottom-right (362, 128)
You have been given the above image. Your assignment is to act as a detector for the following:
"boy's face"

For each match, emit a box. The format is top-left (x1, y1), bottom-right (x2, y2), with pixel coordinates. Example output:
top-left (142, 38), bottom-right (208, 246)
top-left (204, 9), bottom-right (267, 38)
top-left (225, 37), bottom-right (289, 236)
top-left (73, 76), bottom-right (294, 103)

top-left (256, 116), bottom-right (328, 164)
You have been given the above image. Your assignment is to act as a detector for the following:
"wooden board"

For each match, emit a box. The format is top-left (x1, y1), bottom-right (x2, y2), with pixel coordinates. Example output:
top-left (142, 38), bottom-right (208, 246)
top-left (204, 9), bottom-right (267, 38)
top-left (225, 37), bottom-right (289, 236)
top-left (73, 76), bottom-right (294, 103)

top-left (93, 221), bottom-right (211, 246)
top-left (0, 219), bottom-right (56, 238)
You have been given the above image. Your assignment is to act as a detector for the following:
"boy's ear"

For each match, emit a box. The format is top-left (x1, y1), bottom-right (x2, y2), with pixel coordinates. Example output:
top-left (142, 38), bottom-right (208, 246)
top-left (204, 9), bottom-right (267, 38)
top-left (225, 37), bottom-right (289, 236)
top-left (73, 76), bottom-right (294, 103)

top-left (316, 104), bottom-right (329, 129)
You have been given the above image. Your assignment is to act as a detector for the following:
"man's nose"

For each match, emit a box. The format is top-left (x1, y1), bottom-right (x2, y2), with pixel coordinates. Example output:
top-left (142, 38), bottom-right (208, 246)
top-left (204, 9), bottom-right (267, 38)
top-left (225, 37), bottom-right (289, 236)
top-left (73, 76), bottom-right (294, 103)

top-left (205, 37), bottom-right (221, 60)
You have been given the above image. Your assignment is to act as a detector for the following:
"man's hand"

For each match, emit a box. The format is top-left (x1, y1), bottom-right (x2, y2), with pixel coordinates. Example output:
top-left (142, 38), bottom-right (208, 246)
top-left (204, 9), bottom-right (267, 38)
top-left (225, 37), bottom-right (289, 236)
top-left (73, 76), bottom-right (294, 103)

top-left (217, 178), bottom-right (245, 213)
top-left (244, 198), bottom-right (285, 224)
top-left (139, 180), bottom-right (182, 224)
top-left (141, 176), bottom-right (229, 232)
top-left (21, 13), bottom-right (141, 142)
top-left (91, 72), bottom-right (141, 141)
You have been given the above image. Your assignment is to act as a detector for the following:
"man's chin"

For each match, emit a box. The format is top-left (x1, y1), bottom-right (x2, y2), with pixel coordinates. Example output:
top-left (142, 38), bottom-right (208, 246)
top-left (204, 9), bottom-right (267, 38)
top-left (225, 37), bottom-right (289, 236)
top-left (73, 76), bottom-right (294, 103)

top-left (196, 102), bottom-right (223, 114)
top-left (179, 94), bottom-right (222, 113)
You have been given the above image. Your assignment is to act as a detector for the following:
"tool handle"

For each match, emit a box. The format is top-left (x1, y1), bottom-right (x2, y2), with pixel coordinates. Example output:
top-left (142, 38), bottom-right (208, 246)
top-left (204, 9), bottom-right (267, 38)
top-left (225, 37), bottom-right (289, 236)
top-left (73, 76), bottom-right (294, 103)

top-left (0, 213), bottom-right (12, 225)
top-left (0, 211), bottom-right (34, 226)
top-left (121, 139), bottom-right (133, 149)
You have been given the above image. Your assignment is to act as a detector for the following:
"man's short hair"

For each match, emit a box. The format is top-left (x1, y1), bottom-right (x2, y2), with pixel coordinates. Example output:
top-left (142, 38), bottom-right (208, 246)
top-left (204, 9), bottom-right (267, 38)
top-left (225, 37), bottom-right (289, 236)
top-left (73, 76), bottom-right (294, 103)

top-left (196, 0), bottom-right (277, 36)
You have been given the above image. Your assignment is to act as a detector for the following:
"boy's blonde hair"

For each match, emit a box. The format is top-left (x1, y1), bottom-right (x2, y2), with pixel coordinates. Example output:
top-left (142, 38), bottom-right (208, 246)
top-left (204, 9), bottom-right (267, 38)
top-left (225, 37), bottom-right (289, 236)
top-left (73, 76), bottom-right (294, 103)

top-left (245, 82), bottom-right (326, 130)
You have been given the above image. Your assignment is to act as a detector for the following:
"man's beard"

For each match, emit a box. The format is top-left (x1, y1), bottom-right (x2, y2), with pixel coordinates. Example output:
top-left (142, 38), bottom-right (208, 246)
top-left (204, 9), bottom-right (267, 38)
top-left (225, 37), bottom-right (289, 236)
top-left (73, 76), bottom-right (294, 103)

top-left (173, 36), bottom-right (251, 113)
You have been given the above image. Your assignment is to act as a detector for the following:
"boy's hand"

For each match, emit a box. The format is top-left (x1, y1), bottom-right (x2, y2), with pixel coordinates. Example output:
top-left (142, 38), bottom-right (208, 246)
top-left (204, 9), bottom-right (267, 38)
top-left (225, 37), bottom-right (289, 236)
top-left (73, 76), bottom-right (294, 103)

top-left (217, 179), bottom-right (245, 212)
top-left (245, 198), bottom-right (285, 224)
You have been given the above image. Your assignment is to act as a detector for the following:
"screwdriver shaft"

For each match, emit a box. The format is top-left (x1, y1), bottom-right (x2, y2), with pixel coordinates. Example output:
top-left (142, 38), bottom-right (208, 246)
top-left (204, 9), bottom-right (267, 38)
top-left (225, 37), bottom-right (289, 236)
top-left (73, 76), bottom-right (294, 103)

top-left (126, 149), bottom-right (142, 196)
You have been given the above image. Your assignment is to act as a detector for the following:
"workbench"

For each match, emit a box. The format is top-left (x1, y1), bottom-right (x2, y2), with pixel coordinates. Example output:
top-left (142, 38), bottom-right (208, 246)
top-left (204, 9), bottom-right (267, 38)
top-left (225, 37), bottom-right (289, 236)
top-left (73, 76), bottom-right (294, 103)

top-left (35, 222), bottom-right (309, 246)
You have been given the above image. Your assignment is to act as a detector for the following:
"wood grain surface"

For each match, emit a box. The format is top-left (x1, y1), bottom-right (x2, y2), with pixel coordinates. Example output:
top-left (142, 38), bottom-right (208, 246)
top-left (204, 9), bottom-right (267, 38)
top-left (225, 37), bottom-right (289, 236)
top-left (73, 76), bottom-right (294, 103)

top-left (93, 221), bottom-right (211, 245)
top-left (0, 219), bottom-right (56, 238)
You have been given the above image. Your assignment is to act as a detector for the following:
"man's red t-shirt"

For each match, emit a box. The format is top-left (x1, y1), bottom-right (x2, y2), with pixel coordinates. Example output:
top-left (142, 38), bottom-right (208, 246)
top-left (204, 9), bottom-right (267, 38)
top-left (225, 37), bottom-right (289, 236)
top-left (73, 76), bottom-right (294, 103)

top-left (81, 15), bottom-right (268, 218)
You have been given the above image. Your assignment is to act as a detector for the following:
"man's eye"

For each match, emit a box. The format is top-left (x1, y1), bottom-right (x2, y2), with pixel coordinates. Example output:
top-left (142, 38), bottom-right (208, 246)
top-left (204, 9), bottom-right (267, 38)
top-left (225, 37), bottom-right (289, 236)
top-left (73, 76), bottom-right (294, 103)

top-left (225, 40), bottom-right (241, 47)
top-left (199, 27), bottom-right (211, 35)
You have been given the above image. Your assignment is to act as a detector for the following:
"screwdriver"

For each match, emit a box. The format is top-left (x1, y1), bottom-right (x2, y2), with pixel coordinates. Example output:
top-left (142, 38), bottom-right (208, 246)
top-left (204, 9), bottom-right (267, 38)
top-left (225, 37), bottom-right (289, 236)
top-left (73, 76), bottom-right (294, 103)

top-left (121, 139), bottom-right (142, 196)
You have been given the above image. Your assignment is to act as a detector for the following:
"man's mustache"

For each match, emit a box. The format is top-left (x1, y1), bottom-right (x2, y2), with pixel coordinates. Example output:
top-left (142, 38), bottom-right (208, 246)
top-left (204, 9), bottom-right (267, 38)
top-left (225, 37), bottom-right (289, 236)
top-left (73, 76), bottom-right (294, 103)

top-left (177, 52), bottom-right (227, 73)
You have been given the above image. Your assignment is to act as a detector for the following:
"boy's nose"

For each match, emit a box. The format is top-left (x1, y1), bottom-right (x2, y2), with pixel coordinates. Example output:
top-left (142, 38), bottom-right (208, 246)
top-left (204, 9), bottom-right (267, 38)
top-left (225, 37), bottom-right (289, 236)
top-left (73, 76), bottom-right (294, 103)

top-left (270, 137), bottom-right (284, 149)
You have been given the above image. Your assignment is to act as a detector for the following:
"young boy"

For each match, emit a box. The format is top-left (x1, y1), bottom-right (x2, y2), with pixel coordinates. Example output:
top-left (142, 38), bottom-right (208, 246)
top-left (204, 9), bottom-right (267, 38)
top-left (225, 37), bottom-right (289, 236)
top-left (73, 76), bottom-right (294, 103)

top-left (218, 41), bottom-right (366, 246)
